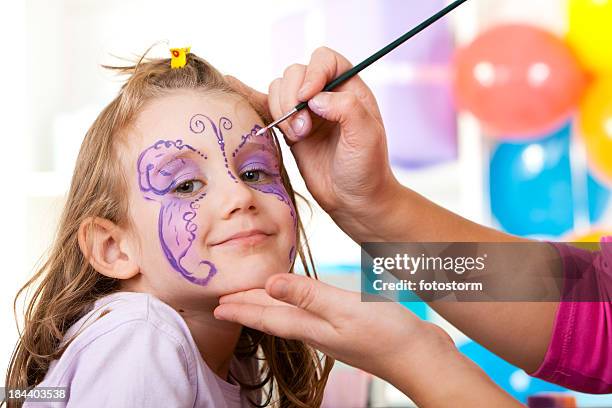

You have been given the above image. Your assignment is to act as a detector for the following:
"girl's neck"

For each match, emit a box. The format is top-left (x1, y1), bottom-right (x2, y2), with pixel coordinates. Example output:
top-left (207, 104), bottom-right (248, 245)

top-left (119, 281), bottom-right (242, 380)
top-left (179, 308), bottom-right (243, 380)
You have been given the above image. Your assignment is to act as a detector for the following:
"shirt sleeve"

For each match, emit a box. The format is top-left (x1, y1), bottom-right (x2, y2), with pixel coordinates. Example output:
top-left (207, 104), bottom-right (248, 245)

top-left (530, 241), bottom-right (612, 393)
top-left (63, 319), bottom-right (197, 407)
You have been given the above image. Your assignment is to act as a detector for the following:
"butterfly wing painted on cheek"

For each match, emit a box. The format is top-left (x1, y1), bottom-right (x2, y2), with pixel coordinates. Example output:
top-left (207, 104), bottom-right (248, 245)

top-left (137, 139), bottom-right (217, 286)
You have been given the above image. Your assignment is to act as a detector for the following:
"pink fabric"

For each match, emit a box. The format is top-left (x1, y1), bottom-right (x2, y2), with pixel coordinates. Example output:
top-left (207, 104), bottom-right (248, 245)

top-left (530, 238), bottom-right (612, 393)
top-left (321, 367), bottom-right (371, 408)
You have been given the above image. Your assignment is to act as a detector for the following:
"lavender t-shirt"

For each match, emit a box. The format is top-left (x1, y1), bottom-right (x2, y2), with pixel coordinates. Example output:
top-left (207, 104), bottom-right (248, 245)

top-left (24, 291), bottom-right (261, 407)
top-left (530, 239), bottom-right (612, 393)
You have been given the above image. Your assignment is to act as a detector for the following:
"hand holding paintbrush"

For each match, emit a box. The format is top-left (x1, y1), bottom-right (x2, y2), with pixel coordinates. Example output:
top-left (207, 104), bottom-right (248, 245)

top-left (226, 0), bottom-right (468, 237)
top-left (255, 0), bottom-right (468, 136)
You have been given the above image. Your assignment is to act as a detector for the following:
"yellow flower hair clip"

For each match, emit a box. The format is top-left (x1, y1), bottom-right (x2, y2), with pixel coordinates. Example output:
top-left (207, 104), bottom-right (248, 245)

top-left (170, 47), bottom-right (191, 69)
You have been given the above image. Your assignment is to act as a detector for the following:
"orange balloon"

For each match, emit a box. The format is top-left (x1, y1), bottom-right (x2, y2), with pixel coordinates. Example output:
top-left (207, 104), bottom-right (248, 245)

top-left (579, 77), bottom-right (612, 186)
top-left (454, 25), bottom-right (587, 139)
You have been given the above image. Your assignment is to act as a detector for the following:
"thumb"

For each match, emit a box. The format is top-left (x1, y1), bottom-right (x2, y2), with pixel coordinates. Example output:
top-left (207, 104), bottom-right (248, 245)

top-left (307, 91), bottom-right (375, 139)
top-left (224, 75), bottom-right (271, 122)
top-left (265, 273), bottom-right (351, 319)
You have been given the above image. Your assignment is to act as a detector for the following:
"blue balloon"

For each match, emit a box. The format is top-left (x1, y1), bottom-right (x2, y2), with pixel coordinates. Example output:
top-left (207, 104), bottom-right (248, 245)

top-left (489, 123), bottom-right (610, 237)
top-left (459, 341), bottom-right (565, 402)
top-left (588, 173), bottom-right (610, 224)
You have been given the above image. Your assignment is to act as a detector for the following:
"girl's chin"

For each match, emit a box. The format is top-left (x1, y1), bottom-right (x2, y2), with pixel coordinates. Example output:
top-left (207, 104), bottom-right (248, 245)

top-left (212, 271), bottom-right (290, 293)
top-left (213, 255), bottom-right (290, 274)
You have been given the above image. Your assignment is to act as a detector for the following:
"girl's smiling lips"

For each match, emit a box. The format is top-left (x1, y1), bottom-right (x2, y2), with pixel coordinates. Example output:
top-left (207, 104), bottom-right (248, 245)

top-left (210, 229), bottom-right (273, 247)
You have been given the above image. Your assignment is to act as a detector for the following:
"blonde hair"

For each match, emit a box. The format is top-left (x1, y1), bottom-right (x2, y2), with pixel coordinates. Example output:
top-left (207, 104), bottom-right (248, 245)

top-left (5, 48), bottom-right (333, 408)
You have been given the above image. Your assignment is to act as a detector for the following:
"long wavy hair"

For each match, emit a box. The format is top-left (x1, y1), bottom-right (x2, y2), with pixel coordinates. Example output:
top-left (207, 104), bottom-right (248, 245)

top-left (4, 47), bottom-right (333, 408)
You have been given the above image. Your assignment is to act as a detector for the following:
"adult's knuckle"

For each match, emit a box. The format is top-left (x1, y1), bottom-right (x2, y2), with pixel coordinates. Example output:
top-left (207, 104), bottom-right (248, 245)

top-left (283, 63), bottom-right (306, 77)
top-left (341, 93), bottom-right (359, 111)
top-left (268, 77), bottom-right (282, 93)
top-left (296, 283), bottom-right (317, 311)
top-left (257, 307), bottom-right (268, 333)
top-left (313, 46), bottom-right (333, 58)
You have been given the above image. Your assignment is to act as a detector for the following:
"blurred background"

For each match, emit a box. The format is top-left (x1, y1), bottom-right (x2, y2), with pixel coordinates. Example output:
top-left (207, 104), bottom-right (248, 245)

top-left (1, 0), bottom-right (612, 406)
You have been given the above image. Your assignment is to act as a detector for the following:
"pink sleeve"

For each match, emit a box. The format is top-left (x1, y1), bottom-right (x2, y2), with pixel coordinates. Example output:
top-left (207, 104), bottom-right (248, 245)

top-left (530, 239), bottom-right (612, 393)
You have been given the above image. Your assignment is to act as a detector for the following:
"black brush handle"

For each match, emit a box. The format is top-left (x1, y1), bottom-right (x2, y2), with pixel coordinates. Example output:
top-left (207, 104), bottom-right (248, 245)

top-left (294, 0), bottom-right (469, 112)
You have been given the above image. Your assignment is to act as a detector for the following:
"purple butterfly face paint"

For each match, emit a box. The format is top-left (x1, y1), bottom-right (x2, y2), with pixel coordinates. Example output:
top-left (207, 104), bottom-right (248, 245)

top-left (232, 125), bottom-right (298, 264)
top-left (137, 139), bottom-right (216, 286)
top-left (136, 114), bottom-right (297, 287)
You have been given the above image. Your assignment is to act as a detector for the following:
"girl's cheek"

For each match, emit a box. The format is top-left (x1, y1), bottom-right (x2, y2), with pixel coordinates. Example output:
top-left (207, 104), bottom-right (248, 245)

top-left (247, 180), bottom-right (297, 265)
top-left (136, 139), bottom-right (217, 286)
top-left (233, 128), bottom-right (298, 266)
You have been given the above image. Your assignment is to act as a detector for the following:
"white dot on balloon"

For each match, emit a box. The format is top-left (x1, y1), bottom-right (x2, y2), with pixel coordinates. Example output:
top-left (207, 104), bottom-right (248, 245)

top-left (509, 370), bottom-right (531, 392)
top-left (473, 62), bottom-right (495, 87)
top-left (522, 144), bottom-right (545, 176)
top-left (604, 118), bottom-right (612, 139)
top-left (528, 63), bottom-right (550, 87)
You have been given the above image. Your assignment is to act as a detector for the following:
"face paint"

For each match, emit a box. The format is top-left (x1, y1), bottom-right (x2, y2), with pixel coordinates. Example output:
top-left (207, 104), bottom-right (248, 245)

top-left (233, 126), bottom-right (298, 265)
top-left (137, 139), bottom-right (217, 286)
top-left (190, 114), bottom-right (238, 182)
top-left (137, 114), bottom-right (299, 287)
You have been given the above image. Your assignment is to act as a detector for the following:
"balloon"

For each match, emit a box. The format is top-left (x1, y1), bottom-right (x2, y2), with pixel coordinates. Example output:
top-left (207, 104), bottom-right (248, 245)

top-left (454, 25), bottom-right (587, 138)
top-left (588, 172), bottom-right (612, 224)
top-left (459, 341), bottom-right (565, 403)
top-left (578, 77), bottom-right (612, 186)
top-left (568, 0), bottom-right (612, 73)
top-left (568, 230), bottom-right (612, 243)
top-left (490, 123), bottom-right (610, 237)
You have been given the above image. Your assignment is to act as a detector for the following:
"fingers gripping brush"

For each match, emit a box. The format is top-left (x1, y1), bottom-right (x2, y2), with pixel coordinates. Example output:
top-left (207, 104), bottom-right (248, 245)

top-left (255, 0), bottom-right (469, 137)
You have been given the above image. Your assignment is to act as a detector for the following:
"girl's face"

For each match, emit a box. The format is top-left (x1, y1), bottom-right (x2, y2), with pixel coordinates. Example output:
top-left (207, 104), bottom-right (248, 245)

top-left (122, 90), bottom-right (297, 306)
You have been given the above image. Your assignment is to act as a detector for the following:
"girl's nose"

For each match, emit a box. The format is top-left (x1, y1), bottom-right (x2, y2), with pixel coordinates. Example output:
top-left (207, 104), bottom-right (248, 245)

top-left (216, 177), bottom-right (259, 220)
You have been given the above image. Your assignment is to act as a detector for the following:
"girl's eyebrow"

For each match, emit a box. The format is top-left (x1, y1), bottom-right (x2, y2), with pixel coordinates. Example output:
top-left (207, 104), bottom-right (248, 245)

top-left (154, 150), bottom-right (204, 174)
top-left (235, 139), bottom-right (278, 158)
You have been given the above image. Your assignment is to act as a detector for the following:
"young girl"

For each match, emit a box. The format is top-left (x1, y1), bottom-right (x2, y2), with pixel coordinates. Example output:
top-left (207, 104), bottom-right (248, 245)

top-left (5, 49), bottom-right (333, 407)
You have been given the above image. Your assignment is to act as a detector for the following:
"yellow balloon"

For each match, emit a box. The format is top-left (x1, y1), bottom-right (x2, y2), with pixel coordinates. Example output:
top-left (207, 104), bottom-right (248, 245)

top-left (565, 230), bottom-right (611, 251)
top-left (572, 230), bottom-right (610, 242)
top-left (568, 0), bottom-right (612, 73)
top-left (579, 77), bottom-right (612, 186)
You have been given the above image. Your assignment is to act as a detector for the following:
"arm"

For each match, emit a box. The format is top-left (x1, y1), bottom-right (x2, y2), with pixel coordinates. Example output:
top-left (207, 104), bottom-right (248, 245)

top-left (359, 184), bottom-right (561, 374)
top-left (227, 46), bottom-right (560, 374)
top-left (215, 274), bottom-right (523, 407)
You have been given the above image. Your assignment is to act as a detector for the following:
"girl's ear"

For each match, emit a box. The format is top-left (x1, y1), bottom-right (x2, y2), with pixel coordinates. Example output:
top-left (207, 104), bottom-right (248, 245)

top-left (77, 217), bottom-right (140, 280)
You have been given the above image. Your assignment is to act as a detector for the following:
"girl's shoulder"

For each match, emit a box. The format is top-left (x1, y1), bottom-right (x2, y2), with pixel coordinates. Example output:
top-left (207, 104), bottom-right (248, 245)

top-left (29, 291), bottom-right (200, 407)
top-left (44, 291), bottom-right (198, 385)
top-left (61, 291), bottom-right (194, 351)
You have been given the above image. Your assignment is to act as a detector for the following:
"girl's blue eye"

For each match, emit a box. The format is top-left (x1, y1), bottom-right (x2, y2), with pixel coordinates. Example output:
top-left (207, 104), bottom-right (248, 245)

top-left (173, 179), bottom-right (204, 195)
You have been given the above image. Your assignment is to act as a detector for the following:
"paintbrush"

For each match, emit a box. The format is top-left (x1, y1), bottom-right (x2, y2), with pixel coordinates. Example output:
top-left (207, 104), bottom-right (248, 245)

top-left (255, 0), bottom-right (469, 137)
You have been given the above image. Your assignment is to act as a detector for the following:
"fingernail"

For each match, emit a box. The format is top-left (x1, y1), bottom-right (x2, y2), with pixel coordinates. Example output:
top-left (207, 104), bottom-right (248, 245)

top-left (291, 117), bottom-right (305, 135)
top-left (309, 93), bottom-right (330, 112)
top-left (270, 278), bottom-right (289, 298)
top-left (298, 81), bottom-right (312, 99)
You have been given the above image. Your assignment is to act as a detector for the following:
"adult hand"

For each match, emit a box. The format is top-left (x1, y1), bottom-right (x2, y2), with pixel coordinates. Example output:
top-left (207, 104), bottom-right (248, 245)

top-left (214, 274), bottom-right (523, 408)
top-left (215, 273), bottom-right (448, 379)
top-left (226, 46), bottom-right (403, 242)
